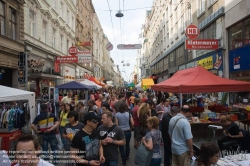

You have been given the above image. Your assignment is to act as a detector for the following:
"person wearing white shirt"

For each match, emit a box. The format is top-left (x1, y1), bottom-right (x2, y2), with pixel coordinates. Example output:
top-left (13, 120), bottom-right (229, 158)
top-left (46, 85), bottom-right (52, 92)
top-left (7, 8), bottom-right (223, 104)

top-left (14, 135), bottom-right (54, 166)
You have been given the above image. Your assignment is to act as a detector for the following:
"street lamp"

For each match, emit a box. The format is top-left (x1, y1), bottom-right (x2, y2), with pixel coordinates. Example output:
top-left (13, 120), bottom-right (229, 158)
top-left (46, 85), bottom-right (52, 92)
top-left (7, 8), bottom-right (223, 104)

top-left (115, 10), bottom-right (124, 17)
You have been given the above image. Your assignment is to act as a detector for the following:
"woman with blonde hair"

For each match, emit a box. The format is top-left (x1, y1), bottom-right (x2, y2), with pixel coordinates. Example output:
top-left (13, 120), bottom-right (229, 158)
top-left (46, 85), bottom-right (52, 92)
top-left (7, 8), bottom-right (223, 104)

top-left (142, 116), bottom-right (162, 166)
top-left (138, 103), bottom-right (151, 136)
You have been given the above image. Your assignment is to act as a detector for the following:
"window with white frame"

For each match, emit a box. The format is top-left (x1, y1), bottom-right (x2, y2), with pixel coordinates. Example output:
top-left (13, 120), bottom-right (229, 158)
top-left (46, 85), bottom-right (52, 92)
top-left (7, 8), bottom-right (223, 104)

top-left (180, 15), bottom-right (184, 33)
top-left (72, 16), bottom-right (74, 29)
top-left (66, 39), bottom-right (69, 54)
top-left (60, 2), bottom-right (63, 18)
top-left (41, 21), bottom-right (46, 43)
top-left (185, 4), bottom-right (192, 27)
top-left (60, 35), bottom-right (63, 52)
top-left (9, 7), bottom-right (16, 40)
top-left (52, 28), bottom-right (56, 48)
top-left (207, 0), bottom-right (217, 8)
top-left (197, 0), bottom-right (205, 17)
top-left (51, 0), bottom-right (56, 9)
top-left (67, 10), bottom-right (69, 25)
top-left (0, 1), bottom-right (5, 35)
top-left (29, 10), bottom-right (35, 37)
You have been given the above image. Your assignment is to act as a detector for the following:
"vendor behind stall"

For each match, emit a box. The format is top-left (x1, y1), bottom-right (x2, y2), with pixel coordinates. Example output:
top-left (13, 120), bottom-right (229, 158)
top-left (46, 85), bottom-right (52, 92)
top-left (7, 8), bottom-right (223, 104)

top-left (218, 115), bottom-right (243, 152)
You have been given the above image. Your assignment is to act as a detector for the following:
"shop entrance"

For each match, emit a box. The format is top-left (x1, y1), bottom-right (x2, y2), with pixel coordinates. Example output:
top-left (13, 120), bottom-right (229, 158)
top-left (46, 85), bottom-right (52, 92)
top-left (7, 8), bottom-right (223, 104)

top-left (0, 67), bottom-right (13, 87)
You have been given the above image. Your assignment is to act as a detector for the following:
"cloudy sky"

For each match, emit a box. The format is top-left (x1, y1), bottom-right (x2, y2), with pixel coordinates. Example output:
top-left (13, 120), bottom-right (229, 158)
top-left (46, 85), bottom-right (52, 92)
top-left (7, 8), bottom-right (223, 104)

top-left (92, 0), bottom-right (153, 82)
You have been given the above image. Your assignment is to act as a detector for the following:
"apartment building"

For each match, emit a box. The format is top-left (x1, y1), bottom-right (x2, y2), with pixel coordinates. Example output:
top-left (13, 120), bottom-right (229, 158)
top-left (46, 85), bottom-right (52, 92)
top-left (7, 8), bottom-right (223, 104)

top-left (144, 0), bottom-right (225, 83)
top-left (23, 0), bottom-right (76, 97)
top-left (0, 0), bottom-right (25, 88)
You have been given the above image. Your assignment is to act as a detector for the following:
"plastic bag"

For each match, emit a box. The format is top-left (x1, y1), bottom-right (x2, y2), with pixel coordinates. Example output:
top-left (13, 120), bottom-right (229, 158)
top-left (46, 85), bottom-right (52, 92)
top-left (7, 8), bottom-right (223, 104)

top-left (56, 133), bottom-right (64, 150)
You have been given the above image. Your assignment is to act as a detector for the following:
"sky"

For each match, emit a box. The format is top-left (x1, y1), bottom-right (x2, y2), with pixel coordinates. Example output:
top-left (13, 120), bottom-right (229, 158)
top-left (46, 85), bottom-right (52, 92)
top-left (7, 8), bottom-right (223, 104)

top-left (92, 0), bottom-right (153, 82)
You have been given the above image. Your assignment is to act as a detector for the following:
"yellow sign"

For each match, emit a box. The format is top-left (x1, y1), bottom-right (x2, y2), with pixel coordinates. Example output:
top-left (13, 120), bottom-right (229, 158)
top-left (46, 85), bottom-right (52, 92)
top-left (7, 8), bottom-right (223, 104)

top-left (197, 56), bottom-right (213, 69)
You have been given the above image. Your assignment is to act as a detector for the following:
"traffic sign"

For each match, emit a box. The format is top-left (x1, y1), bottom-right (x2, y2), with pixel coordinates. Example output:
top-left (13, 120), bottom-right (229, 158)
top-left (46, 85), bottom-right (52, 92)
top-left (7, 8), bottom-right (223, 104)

top-left (106, 42), bottom-right (113, 51)
top-left (68, 46), bottom-right (78, 56)
top-left (185, 24), bottom-right (200, 39)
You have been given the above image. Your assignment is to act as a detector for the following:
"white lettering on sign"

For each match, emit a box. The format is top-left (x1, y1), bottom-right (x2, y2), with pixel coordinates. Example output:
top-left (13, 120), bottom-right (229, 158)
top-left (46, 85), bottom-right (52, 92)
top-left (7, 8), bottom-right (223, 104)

top-left (188, 28), bottom-right (198, 35)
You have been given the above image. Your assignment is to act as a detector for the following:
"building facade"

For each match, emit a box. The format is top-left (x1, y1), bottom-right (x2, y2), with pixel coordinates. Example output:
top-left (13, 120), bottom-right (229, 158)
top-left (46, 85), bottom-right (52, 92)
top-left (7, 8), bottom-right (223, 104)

top-left (23, 0), bottom-right (76, 97)
top-left (0, 0), bottom-right (25, 88)
top-left (143, 0), bottom-right (225, 84)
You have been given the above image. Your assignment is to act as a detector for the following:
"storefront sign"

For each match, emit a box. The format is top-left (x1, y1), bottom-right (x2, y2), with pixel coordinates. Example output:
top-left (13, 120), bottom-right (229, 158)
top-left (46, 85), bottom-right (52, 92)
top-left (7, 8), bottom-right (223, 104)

top-left (76, 41), bottom-right (91, 46)
top-left (197, 56), bottom-right (213, 69)
top-left (229, 45), bottom-right (250, 72)
top-left (185, 24), bottom-right (200, 39)
top-left (78, 56), bottom-right (92, 63)
top-left (185, 39), bottom-right (219, 50)
top-left (117, 44), bottom-right (142, 50)
top-left (77, 51), bottom-right (91, 56)
top-left (64, 66), bottom-right (76, 81)
top-left (68, 46), bottom-right (78, 56)
top-left (28, 58), bottom-right (45, 67)
top-left (54, 62), bottom-right (60, 73)
top-left (56, 56), bottom-right (78, 63)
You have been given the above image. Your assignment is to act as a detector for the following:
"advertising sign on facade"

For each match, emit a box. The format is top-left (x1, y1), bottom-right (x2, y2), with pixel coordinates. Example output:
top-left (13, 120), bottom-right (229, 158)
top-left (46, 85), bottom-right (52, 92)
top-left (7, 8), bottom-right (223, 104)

top-left (195, 51), bottom-right (223, 72)
top-left (77, 51), bottom-right (92, 56)
top-left (197, 56), bottom-right (213, 69)
top-left (76, 41), bottom-right (91, 46)
top-left (56, 56), bottom-right (78, 63)
top-left (185, 24), bottom-right (200, 39)
top-left (117, 44), bottom-right (142, 50)
top-left (68, 46), bottom-right (78, 56)
top-left (229, 45), bottom-right (250, 72)
top-left (78, 56), bottom-right (92, 63)
top-left (185, 39), bottom-right (219, 50)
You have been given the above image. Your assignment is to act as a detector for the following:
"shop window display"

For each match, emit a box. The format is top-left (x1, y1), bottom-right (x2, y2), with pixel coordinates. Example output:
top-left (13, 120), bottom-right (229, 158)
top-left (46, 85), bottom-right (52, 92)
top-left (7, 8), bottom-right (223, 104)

top-left (244, 18), bottom-right (250, 45)
top-left (229, 22), bottom-right (243, 50)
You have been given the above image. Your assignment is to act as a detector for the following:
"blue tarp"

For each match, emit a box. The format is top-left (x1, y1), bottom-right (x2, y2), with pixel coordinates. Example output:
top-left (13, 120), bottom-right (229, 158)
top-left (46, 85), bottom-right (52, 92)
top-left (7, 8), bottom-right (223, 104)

top-left (56, 81), bottom-right (92, 90)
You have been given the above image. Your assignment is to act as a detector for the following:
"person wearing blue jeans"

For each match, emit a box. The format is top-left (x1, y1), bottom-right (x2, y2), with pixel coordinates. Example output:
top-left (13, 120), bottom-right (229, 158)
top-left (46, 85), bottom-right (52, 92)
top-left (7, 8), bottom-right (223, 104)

top-left (42, 134), bottom-right (58, 163)
top-left (101, 160), bottom-right (118, 166)
top-left (119, 130), bottom-right (131, 164)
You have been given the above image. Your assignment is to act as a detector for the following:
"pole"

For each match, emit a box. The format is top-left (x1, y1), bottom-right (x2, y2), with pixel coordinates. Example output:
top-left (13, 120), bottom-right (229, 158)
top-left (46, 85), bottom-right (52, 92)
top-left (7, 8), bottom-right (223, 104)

top-left (180, 93), bottom-right (183, 108)
top-left (25, 50), bottom-right (28, 91)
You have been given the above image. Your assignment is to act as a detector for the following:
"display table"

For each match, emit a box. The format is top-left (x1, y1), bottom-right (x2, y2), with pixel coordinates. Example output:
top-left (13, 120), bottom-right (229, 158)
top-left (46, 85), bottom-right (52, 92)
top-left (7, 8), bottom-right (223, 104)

top-left (217, 154), bottom-right (250, 166)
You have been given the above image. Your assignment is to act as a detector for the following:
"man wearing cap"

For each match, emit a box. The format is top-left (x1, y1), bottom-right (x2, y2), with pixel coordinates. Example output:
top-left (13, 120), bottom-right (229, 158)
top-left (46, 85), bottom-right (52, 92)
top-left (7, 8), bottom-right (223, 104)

top-left (168, 105), bottom-right (193, 166)
top-left (70, 112), bottom-right (105, 166)
top-left (162, 106), bottom-right (180, 166)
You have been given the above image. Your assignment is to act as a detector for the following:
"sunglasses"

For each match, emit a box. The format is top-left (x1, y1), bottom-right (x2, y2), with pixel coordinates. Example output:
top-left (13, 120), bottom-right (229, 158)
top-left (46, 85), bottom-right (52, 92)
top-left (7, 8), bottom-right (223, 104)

top-left (90, 119), bottom-right (98, 123)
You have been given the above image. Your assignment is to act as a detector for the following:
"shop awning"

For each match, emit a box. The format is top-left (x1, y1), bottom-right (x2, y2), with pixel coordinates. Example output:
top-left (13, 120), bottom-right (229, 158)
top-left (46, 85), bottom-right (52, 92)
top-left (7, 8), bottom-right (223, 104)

top-left (28, 73), bottom-right (64, 79)
top-left (128, 83), bottom-right (135, 87)
top-left (141, 78), bottom-right (154, 88)
top-left (56, 81), bottom-right (92, 90)
top-left (88, 77), bottom-right (105, 86)
top-left (151, 66), bottom-right (250, 93)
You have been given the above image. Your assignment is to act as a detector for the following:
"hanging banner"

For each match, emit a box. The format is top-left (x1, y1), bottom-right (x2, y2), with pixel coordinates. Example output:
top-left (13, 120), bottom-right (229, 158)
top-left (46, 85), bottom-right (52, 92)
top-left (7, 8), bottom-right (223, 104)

top-left (117, 44), bottom-right (142, 50)
top-left (78, 56), bottom-right (92, 63)
top-left (56, 56), bottom-right (78, 63)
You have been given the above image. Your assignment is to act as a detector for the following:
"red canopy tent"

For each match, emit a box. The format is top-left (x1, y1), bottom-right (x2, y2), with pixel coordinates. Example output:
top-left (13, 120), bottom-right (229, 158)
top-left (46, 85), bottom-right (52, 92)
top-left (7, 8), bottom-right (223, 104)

top-left (151, 66), bottom-right (250, 93)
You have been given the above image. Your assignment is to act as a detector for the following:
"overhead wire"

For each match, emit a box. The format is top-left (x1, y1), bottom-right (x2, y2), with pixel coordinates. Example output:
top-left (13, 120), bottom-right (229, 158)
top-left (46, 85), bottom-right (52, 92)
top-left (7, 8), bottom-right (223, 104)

top-left (106, 0), bottom-right (120, 65)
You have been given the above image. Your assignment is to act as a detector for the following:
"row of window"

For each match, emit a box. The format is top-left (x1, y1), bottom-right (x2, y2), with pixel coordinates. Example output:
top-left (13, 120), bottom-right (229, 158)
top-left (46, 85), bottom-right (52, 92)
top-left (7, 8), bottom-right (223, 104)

top-left (0, 1), bottom-right (17, 40)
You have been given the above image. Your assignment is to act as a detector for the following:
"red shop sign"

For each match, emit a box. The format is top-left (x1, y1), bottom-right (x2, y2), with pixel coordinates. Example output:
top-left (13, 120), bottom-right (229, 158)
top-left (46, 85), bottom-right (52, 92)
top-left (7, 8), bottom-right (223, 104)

top-left (56, 56), bottom-right (78, 63)
top-left (185, 24), bottom-right (200, 39)
top-left (68, 46), bottom-right (78, 56)
top-left (185, 39), bottom-right (219, 50)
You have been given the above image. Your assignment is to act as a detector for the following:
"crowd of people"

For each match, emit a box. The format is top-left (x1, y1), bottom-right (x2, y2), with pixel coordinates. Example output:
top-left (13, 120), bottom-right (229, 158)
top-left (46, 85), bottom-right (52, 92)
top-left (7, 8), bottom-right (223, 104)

top-left (10, 88), bottom-right (240, 166)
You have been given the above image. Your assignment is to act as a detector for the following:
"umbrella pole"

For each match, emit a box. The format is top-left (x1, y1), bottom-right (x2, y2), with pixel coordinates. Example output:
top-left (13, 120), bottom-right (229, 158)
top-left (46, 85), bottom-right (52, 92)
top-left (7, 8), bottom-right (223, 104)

top-left (85, 90), bottom-right (88, 103)
top-left (180, 93), bottom-right (183, 108)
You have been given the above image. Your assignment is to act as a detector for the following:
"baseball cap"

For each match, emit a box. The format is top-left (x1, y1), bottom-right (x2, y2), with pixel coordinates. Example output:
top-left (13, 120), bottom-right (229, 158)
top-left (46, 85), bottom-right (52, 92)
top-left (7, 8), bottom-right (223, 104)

top-left (83, 112), bottom-right (100, 124)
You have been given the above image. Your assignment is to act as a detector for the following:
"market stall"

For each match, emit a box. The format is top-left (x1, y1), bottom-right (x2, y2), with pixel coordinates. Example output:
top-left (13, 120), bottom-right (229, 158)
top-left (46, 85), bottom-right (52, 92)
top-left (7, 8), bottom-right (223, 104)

top-left (56, 81), bottom-right (92, 90)
top-left (79, 79), bottom-right (102, 90)
top-left (135, 82), bottom-right (142, 90)
top-left (0, 85), bottom-right (35, 151)
top-left (141, 78), bottom-right (154, 89)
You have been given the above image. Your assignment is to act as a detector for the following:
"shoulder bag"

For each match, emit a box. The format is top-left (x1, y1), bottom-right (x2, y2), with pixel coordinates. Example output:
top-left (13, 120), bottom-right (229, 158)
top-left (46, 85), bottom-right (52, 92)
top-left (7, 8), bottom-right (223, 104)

top-left (38, 112), bottom-right (50, 146)
top-left (134, 132), bottom-right (153, 166)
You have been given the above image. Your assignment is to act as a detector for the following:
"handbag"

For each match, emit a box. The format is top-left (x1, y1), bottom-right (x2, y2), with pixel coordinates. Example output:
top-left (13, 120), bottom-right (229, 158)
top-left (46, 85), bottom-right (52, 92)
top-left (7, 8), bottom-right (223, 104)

top-left (37, 112), bottom-right (50, 145)
top-left (134, 143), bottom-right (153, 166)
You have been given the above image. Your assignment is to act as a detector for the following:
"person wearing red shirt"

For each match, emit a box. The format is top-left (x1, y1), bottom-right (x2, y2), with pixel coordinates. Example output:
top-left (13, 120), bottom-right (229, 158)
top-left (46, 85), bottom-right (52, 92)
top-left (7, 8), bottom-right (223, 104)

top-left (132, 98), bottom-right (142, 148)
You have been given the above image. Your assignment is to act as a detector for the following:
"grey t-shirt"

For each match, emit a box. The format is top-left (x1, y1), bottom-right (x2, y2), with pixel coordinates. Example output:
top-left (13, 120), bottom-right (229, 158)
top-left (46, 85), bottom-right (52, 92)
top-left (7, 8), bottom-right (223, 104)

top-left (64, 122), bottom-right (84, 146)
top-left (145, 129), bottom-right (162, 159)
top-left (115, 112), bottom-right (130, 131)
top-left (98, 124), bottom-right (125, 160)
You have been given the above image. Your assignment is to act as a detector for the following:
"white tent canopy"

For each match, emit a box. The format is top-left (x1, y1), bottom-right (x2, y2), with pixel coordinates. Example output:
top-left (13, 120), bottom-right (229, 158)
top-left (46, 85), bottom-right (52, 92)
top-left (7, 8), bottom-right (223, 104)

top-left (135, 82), bottom-right (142, 90)
top-left (79, 79), bottom-right (102, 89)
top-left (0, 85), bottom-right (36, 125)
